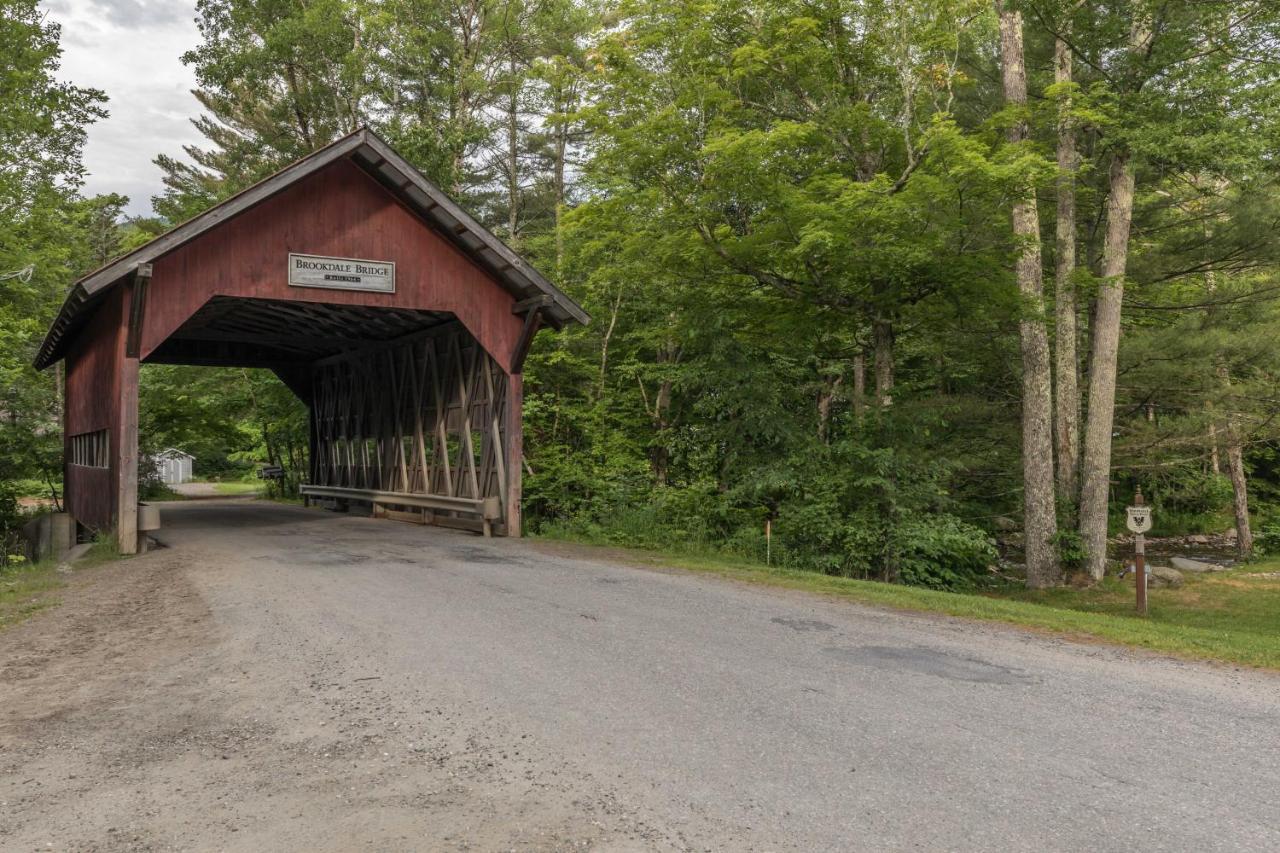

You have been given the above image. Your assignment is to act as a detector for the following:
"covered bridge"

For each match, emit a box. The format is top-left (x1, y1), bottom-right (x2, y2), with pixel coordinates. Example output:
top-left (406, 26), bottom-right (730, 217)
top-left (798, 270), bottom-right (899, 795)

top-left (35, 128), bottom-right (588, 553)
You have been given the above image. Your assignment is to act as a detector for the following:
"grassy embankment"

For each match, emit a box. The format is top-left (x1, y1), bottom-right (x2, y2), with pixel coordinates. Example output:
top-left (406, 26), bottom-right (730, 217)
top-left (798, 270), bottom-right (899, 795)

top-left (541, 537), bottom-right (1280, 670)
top-left (212, 480), bottom-right (262, 496)
top-left (0, 539), bottom-right (121, 630)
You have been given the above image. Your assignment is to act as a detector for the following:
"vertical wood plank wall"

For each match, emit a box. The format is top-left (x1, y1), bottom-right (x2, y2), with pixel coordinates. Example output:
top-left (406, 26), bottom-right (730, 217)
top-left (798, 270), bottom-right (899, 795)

top-left (137, 158), bottom-right (525, 374)
top-left (63, 287), bottom-right (128, 532)
top-left (61, 152), bottom-right (542, 542)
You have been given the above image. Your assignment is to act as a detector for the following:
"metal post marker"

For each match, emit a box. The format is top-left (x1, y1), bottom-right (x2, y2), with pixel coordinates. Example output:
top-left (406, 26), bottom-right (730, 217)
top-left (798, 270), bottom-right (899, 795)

top-left (1126, 488), bottom-right (1153, 616)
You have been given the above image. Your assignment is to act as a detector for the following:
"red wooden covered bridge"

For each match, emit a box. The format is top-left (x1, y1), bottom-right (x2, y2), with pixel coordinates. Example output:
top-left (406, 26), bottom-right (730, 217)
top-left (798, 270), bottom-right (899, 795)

top-left (35, 128), bottom-right (588, 553)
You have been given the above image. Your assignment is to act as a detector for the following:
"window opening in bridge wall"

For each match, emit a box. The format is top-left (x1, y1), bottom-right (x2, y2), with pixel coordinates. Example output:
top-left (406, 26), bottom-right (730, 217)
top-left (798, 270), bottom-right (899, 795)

top-left (69, 429), bottom-right (109, 468)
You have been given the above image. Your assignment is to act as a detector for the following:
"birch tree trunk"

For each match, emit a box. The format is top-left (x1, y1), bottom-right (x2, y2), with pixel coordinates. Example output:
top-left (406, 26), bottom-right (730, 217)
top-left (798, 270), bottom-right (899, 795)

top-left (999, 3), bottom-right (1060, 587)
top-left (597, 288), bottom-right (622, 399)
top-left (1077, 13), bottom-right (1150, 582)
top-left (1204, 248), bottom-right (1225, 478)
top-left (1078, 152), bottom-right (1136, 581)
top-left (1209, 421), bottom-right (1221, 474)
top-left (1053, 35), bottom-right (1081, 508)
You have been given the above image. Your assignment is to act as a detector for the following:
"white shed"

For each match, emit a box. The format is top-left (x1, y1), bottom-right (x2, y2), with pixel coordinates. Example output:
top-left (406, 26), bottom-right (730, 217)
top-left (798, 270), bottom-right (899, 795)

top-left (153, 448), bottom-right (195, 484)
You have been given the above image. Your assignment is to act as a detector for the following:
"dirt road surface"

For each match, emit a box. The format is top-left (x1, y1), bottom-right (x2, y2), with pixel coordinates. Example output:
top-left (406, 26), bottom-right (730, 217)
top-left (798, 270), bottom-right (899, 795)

top-left (2, 500), bottom-right (1278, 851)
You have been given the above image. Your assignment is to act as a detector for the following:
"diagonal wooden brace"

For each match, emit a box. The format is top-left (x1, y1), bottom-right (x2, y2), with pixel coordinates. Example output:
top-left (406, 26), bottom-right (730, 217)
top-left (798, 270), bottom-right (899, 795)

top-left (510, 295), bottom-right (550, 374)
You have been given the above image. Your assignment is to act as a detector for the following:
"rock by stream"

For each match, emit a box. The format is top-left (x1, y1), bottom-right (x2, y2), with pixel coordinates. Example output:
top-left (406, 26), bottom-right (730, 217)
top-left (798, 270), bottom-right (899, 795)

top-left (995, 525), bottom-right (1240, 582)
top-left (1169, 556), bottom-right (1229, 574)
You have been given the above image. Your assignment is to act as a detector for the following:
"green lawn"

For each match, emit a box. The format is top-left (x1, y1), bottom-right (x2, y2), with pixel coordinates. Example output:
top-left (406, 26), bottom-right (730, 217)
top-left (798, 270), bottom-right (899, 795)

top-left (540, 539), bottom-right (1280, 670)
top-left (212, 480), bottom-right (262, 496)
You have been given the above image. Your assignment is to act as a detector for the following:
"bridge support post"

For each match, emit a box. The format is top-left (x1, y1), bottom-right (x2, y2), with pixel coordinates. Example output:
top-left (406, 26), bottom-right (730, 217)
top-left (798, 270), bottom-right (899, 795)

top-left (505, 372), bottom-right (523, 537)
top-left (116, 280), bottom-right (140, 555)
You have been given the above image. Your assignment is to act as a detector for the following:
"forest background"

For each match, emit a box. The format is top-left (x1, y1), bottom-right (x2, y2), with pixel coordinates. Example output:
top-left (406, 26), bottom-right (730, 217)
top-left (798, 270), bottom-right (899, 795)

top-left (7, 0), bottom-right (1280, 591)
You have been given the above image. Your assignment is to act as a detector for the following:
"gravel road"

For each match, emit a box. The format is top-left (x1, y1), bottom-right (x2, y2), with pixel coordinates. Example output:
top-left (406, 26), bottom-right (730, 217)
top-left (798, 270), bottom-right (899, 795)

top-left (2, 499), bottom-right (1277, 851)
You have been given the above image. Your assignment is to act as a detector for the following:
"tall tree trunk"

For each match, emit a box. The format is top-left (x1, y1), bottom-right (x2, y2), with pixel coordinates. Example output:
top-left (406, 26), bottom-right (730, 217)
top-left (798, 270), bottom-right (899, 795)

top-left (553, 91), bottom-right (568, 279)
top-left (1226, 441), bottom-right (1252, 558)
top-left (1078, 151), bottom-right (1136, 581)
top-left (1053, 35), bottom-right (1081, 509)
top-left (647, 341), bottom-right (678, 485)
top-left (650, 380), bottom-right (671, 485)
top-left (852, 352), bottom-right (867, 421)
top-left (283, 63), bottom-right (314, 150)
top-left (1209, 421), bottom-right (1221, 474)
top-left (1078, 11), bottom-right (1150, 582)
top-left (506, 61), bottom-right (520, 244)
top-left (597, 288), bottom-right (622, 399)
top-left (999, 3), bottom-right (1060, 587)
top-left (817, 373), bottom-right (842, 444)
top-left (1204, 243), bottom-right (1224, 477)
top-left (1218, 364), bottom-right (1253, 557)
top-left (873, 317), bottom-right (893, 408)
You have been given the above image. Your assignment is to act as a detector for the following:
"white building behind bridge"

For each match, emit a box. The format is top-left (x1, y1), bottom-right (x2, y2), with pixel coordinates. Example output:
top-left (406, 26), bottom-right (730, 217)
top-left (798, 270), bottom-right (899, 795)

top-left (152, 449), bottom-right (195, 485)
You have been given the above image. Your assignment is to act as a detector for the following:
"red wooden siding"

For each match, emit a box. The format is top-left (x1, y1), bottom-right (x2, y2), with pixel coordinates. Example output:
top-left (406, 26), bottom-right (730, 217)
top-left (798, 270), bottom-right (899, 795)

top-left (139, 158), bottom-right (525, 372)
top-left (64, 286), bottom-right (127, 529)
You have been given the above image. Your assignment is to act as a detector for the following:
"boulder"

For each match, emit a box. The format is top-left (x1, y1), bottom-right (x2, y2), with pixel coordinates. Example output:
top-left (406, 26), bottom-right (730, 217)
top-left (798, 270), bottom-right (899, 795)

top-left (1188, 534), bottom-right (1210, 545)
top-left (1147, 566), bottom-right (1184, 588)
top-left (1170, 556), bottom-right (1225, 573)
top-left (993, 516), bottom-right (1019, 532)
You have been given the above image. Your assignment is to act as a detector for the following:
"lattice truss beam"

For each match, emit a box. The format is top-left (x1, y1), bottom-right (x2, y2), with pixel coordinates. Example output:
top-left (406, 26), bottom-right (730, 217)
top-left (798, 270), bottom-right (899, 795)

top-left (310, 325), bottom-right (509, 515)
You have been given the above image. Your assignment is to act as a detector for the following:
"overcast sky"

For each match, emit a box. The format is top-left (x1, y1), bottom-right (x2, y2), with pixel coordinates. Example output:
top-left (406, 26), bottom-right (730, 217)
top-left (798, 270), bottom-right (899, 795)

top-left (43, 0), bottom-right (204, 216)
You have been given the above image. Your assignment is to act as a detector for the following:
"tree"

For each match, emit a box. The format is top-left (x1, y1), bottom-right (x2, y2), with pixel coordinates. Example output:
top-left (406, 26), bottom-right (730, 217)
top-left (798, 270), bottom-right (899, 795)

top-left (1050, 19), bottom-right (1080, 509)
top-left (521, 0), bottom-right (1015, 585)
top-left (1067, 0), bottom-right (1280, 579)
top-left (30, 0), bottom-right (1272, 592)
top-left (0, 1), bottom-right (107, 509)
top-left (154, 0), bottom-right (366, 221)
top-left (363, 0), bottom-right (505, 198)
top-left (996, 0), bottom-right (1058, 586)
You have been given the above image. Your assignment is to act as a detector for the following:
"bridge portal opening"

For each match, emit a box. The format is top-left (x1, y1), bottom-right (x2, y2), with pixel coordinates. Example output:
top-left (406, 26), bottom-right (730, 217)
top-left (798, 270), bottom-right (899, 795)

top-left (35, 128), bottom-right (588, 553)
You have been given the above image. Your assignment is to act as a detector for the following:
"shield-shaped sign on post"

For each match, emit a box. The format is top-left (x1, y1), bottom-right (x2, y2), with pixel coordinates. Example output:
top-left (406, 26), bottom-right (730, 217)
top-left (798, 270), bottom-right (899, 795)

top-left (1126, 504), bottom-right (1153, 534)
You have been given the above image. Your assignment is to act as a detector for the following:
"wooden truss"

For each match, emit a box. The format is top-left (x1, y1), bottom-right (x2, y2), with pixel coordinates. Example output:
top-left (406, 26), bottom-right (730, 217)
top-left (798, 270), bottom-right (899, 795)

top-left (310, 323), bottom-right (510, 531)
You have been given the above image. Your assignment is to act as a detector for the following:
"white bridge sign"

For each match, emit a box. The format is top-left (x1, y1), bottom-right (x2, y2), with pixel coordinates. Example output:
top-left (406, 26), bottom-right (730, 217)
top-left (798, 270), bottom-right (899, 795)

top-left (1126, 505), bottom-right (1153, 534)
top-left (288, 253), bottom-right (395, 293)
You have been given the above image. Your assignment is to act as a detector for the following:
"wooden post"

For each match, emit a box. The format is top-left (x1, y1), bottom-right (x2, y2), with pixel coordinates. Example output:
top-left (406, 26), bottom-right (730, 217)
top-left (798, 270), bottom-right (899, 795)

top-left (117, 282), bottom-right (140, 555)
top-left (1134, 488), bottom-right (1147, 617)
top-left (505, 372), bottom-right (523, 537)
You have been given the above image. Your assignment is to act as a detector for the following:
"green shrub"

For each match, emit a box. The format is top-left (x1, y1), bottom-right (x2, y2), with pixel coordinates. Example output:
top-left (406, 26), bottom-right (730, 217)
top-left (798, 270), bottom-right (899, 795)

top-left (1, 482), bottom-right (29, 568)
top-left (891, 514), bottom-right (998, 589)
top-left (1254, 523), bottom-right (1280, 557)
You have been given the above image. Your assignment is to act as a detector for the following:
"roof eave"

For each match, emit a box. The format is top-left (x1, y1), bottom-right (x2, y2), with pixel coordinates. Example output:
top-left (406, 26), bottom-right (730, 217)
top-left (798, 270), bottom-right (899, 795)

top-left (34, 126), bottom-right (588, 370)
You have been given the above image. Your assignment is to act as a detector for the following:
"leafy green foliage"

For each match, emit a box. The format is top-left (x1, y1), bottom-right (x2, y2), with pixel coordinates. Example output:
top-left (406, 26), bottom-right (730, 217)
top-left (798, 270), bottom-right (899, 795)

top-left (154, 0), bottom-right (365, 220)
top-left (9, 0), bottom-right (1280, 591)
top-left (139, 366), bottom-right (309, 494)
top-left (0, 2), bottom-right (109, 509)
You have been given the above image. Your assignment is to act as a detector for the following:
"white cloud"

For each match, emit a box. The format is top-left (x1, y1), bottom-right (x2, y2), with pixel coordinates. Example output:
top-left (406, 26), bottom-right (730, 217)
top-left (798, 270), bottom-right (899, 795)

top-left (42, 0), bottom-right (205, 216)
